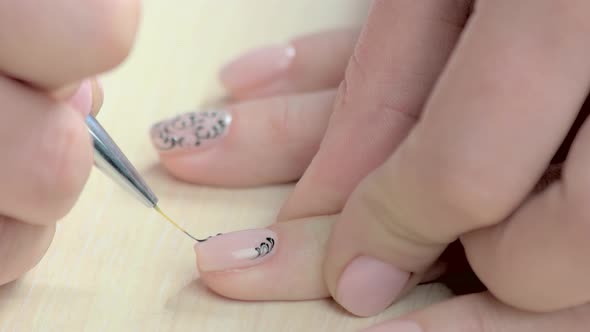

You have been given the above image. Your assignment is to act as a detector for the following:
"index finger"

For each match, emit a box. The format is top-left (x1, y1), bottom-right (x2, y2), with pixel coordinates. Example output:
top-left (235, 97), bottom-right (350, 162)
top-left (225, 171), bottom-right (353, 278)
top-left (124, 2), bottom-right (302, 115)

top-left (277, 0), bottom-right (469, 220)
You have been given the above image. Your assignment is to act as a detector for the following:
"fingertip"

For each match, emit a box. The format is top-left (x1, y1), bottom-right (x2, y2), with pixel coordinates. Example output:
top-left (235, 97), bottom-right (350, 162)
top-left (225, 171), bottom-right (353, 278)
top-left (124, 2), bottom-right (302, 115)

top-left (150, 91), bottom-right (334, 187)
top-left (63, 77), bottom-right (103, 117)
top-left (0, 220), bottom-right (55, 286)
top-left (90, 78), bottom-right (104, 116)
top-left (194, 216), bottom-right (335, 301)
top-left (192, 228), bottom-right (282, 300)
top-left (335, 255), bottom-right (410, 317)
top-left (194, 229), bottom-right (277, 273)
top-left (219, 44), bottom-right (295, 99)
top-left (68, 80), bottom-right (93, 116)
top-left (218, 28), bottom-right (361, 100)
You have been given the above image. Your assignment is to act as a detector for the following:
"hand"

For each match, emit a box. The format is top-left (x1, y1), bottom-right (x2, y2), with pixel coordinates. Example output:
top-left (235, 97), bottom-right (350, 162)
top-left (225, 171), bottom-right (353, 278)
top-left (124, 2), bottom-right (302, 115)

top-left (0, 0), bottom-right (140, 285)
top-left (151, 1), bottom-right (590, 331)
top-left (149, 0), bottom-right (462, 293)
top-left (319, 0), bottom-right (590, 316)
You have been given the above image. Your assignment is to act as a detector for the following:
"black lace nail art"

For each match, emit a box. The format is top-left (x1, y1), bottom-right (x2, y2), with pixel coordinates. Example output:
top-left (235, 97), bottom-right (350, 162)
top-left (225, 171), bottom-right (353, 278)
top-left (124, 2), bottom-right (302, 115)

top-left (151, 110), bottom-right (232, 151)
top-left (253, 237), bottom-right (275, 259)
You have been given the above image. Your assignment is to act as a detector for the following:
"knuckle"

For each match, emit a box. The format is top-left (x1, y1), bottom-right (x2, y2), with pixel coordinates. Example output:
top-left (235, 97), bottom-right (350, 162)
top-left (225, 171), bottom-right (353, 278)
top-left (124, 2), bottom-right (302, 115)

top-left (336, 51), bottom-right (418, 121)
top-left (430, 165), bottom-right (507, 230)
top-left (334, 52), bottom-right (366, 113)
top-left (268, 97), bottom-right (297, 145)
top-left (355, 174), bottom-right (442, 263)
top-left (35, 112), bottom-right (92, 220)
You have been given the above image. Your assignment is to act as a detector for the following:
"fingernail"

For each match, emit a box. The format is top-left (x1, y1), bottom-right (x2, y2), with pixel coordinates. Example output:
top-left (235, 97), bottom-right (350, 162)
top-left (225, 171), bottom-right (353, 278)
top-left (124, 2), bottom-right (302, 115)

top-left (362, 321), bottom-right (422, 332)
top-left (91, 79), bottom-right (104, 113)
top-left (150, 110), bottom-right (232, 153)
top-left (336, 256), bottom-right (410, 317)
top-left (194, 229), bottom-right (278, 272)
top-left (220, 45), bottom-right (296, 93)
top-left (69, 80), bottom-right (93, 116)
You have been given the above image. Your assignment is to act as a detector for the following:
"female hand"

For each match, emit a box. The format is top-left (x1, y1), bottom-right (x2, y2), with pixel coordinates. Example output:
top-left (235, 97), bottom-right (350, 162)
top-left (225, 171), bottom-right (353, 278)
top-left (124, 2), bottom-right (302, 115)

top-left (151, 0), bottom-right (590, 331)
top-left (0, 0), bottom-right (140, 285)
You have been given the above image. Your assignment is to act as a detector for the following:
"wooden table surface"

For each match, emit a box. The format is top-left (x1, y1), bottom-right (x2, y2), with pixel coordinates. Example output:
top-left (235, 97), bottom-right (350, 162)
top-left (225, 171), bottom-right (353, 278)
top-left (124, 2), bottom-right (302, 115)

top-left (0, 1), bottom-right (452, 331)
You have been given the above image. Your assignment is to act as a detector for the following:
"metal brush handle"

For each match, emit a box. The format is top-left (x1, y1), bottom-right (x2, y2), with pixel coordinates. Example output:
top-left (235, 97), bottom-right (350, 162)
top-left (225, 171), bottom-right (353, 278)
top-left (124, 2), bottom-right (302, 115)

top-left (86, 115), bottom-right (158, 208)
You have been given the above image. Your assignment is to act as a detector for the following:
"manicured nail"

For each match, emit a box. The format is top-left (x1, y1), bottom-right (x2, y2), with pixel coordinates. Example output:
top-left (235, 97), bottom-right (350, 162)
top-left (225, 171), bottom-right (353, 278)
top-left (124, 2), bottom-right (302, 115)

top-left (336, 256), bottom-right (410, 317)
top-left (69, 80), bottom-right (93, 116)
top-left (362, 321), bottom-right (422, 332)
top-left (194, 229), bottom-right (278, 272)
top-left (220, 44), bottom-right (296, 92)
top-left (150, 110), bottom-right (232, 153)
top-left (91, 79), bottom-right (104, 113)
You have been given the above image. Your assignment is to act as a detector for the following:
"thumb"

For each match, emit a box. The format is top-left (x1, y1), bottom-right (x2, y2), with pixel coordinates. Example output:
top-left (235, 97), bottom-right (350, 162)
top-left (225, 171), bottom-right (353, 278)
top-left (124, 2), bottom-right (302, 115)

top-left (322, 158), bottom-right (450, 318)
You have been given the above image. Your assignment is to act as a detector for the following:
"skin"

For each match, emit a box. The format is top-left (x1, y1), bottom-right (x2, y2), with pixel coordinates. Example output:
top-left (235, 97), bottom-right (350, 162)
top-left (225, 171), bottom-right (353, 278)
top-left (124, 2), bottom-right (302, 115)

top-left (3, 1), bottom-right (589, 331)
top-left (0, 0), bottom-right (140, 285)
top-left (154, 1), bottom-right (590, 331)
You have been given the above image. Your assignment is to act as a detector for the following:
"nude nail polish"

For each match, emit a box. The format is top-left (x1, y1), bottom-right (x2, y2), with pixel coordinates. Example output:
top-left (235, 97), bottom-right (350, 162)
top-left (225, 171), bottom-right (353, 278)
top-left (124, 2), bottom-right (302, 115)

top-left (336, 256), bottom-right (410, 317)
top-left (69, 80), bottom-right (93, 116)
top-left (91, 79), bottom-right (104, 112)
top-left (194, 229), bottom-right (278, 272)
top-left (220, 45), bottom-right (296, 93)
top-left (150, 110), bottom-right (232, 153)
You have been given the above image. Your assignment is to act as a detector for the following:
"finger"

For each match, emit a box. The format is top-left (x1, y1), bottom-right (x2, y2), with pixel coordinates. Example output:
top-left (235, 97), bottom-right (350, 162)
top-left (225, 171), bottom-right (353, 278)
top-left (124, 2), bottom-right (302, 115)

top-left (278, 0), bottom-right (468, 221)
top-left (66, 78), bottom-right (105, 117)
top-left (462, 102), bottom-right (590, 312)
top-left (150, 90), bottom-right (335, 186)
top-left (0, 217), bottom-right (55, 285)
top-left (89, 79), bottom-right (105, 116)
top-left (0, 0), bottom-right (141, 89)
top-left (362, 292), bottom-right (590, 332)
top-left (195, 215), bottom-right (438, 301)
top-left (323, 0), bottom-right (590, 317)
top-left (195, 215), bottom-right (335, 301)
top-left (0, 77), bottom-right (93, 225)
top-left (220, 28), bottom-right (359, 99)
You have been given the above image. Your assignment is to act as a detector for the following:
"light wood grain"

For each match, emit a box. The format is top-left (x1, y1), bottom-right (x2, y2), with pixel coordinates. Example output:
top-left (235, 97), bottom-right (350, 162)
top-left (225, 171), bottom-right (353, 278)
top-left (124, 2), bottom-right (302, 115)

top-left (0, 1), bottom-right (452, 331)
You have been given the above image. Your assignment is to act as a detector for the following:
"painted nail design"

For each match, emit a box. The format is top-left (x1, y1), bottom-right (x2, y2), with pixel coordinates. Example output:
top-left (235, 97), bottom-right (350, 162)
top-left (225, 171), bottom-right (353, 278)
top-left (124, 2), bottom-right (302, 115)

top-left (150, 110), bottom-right (232, 152)
top-left (254, 237), bottom-right (275, 258)
top-left (194, 229), bottom-right (278, 272)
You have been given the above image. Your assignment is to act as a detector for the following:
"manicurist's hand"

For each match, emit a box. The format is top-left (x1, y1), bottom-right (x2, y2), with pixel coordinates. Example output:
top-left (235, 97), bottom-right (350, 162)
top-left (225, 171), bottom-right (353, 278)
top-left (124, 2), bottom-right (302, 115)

top-left (0, 0), bottom-right (140, 285)
top-left (152, 0), bottom-right (590, 331)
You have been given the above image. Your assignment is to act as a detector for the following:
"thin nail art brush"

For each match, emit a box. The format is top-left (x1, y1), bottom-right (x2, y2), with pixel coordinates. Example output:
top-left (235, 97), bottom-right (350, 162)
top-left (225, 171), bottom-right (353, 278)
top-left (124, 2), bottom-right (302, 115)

top-left (86, 115), bottom-right (207, 242)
